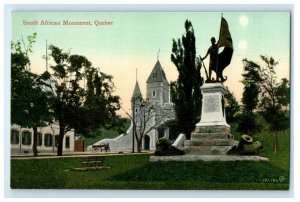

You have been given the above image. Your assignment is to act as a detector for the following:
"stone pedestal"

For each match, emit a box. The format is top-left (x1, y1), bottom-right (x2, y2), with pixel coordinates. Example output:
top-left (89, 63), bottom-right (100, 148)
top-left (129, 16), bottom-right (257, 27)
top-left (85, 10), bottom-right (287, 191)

top-left (184, 82), bottom-right (237, 155)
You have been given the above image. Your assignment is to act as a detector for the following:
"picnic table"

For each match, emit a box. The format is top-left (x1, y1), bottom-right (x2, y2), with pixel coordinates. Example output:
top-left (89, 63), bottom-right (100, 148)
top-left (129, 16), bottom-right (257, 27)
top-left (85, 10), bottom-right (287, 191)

top-left (82, 156), bottom-right (105, 169)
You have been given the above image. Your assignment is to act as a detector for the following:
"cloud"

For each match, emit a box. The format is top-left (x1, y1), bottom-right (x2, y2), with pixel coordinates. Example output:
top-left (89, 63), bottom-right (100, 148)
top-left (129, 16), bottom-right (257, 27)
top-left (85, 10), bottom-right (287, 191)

top-left (239, 15), bottom-right (249, 27)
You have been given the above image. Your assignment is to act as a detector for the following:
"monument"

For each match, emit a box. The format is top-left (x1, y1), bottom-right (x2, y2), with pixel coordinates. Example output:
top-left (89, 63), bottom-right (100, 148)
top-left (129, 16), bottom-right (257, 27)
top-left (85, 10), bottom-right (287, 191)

top-left (150, 16), bottom-right (268, 162)
top-left (183, 82), bottom-right (236, 155)
top-left (185, 16), bottom-right (236, 155)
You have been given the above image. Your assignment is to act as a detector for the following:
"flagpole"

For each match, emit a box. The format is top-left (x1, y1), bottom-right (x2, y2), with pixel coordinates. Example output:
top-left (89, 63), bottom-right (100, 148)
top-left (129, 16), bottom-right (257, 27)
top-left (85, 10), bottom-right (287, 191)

top-left (200, 56), bottom-right (209, 80)
top-left (216, 13), bottom-right (224, 81)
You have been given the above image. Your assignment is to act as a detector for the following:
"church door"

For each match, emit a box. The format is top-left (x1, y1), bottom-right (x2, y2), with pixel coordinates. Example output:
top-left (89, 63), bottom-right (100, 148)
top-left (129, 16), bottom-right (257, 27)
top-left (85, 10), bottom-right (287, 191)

top-left (144, 135), bottom-right (150, 150)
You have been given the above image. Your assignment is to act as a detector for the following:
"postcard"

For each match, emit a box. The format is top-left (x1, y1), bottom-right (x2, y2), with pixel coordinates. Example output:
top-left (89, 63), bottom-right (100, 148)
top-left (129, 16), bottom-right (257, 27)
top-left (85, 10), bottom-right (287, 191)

top-left (10, 11), bottom-right (290, 191)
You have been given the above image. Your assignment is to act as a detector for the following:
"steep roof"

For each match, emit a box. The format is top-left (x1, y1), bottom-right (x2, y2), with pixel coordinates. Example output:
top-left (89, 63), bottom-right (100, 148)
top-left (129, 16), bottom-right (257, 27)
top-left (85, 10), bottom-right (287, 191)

top-left (131, 81), bottom-right (142, 100)
top-left (146, 60), bottom-right (168, 83)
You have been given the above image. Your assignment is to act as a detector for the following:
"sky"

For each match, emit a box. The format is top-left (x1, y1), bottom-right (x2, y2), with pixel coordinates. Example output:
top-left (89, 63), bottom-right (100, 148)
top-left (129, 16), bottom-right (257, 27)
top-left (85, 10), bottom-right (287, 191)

top-left (12, 12), bottom-right (290, 115)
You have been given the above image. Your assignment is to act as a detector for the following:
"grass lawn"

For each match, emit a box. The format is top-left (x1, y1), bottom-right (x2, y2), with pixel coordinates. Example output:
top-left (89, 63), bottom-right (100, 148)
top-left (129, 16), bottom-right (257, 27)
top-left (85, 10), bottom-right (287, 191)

top-left (10, 130), bottom-right (290, 190)
top-left (11, 155), bottom-right (289, 190)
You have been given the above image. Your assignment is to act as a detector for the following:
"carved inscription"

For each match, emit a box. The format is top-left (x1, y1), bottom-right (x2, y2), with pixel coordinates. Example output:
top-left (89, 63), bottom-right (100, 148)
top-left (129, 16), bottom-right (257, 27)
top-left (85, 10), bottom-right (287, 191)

top-left (203, 95), bottom-right (220, 113)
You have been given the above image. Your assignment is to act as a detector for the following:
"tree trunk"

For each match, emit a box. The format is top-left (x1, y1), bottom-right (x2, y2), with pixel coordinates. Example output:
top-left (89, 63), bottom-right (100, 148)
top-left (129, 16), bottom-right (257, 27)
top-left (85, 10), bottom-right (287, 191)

top-left (32, 126), bottom-right (38, 157)
top-left (274, 130), bottom-right (279, 155)
top-left (136, 139), bottom-right (142, 153)
top-left (57, 125), bottom-right (65, 156)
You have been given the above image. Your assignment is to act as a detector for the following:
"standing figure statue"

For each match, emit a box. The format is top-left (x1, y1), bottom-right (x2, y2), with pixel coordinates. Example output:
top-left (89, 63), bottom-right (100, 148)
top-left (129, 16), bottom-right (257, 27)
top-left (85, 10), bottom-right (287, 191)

top-left (200, 16), bottom-right (234, 82)
top-left (201, 37), bottom-right (218, 81)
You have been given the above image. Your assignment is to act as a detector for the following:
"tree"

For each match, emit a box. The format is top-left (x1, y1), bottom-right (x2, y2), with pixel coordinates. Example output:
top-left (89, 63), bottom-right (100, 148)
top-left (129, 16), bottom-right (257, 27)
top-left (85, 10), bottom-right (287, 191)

top-left (224, 86), bottom-right (240, 123)
top-left (78, 67), bottom-right (121, 136)
top-left (124, 96), bottom-right (174, 153)
top-left (48, 45), bottom-right (121, 156)
top-left (276, 78), bottom-right (290, 112)
top-left (257, 55), bottom-right (289, 155)
top-left (170, 20), bottom-right (203, 139)
top-left (238, 58), bottom-right (263, 134)
top-left (48, 45), bottom-right (91, 156)
top-left (11, 33), bottom-right (52, 156)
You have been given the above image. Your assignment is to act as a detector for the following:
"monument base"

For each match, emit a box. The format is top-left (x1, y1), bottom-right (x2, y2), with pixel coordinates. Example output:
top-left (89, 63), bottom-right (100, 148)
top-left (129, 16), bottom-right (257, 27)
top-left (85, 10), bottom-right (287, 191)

top-left (184, 124), bottom-right (237, 155)
top-left (150, 155), bottom-right (269, 162)
top-left (183, 82), bottom-right (237, 155)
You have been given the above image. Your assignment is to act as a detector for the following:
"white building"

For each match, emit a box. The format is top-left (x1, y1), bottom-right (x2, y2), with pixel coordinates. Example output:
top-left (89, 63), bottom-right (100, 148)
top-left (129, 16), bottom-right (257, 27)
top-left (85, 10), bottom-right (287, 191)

top-left (10, 123), bottom-right (75, 155)
top-left (88, 60), bottom-right (176, 152)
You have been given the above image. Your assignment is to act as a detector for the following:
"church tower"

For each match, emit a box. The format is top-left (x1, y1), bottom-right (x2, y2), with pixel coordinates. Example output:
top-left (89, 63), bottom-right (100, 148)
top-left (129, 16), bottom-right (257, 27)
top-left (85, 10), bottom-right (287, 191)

top-left (146, 60), bottom-right (170, 104)
top-left (131, 81), bottom-right (142, 117)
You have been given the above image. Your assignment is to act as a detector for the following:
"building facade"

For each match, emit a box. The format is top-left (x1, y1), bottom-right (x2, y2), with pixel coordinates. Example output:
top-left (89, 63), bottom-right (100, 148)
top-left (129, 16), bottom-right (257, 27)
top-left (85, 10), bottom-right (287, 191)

top-left (10, 123), bottom-right (75, 155)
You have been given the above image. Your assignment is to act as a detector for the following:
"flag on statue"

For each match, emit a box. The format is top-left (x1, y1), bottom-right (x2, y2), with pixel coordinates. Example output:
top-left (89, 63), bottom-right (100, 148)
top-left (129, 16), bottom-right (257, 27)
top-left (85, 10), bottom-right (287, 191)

top-left (218, 17), bottom-right (233, 50)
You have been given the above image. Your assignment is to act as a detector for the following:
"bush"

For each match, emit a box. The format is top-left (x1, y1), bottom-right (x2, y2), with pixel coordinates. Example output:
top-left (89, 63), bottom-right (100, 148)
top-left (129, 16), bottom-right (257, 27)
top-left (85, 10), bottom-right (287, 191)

top-left (154, 138), bottom-right (185, 156)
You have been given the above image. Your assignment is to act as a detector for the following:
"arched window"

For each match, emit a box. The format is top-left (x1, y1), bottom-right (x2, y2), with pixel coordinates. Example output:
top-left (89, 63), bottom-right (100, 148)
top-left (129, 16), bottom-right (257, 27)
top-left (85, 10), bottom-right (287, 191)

top-left (11, 130), bottom-right (19, 144)
top-left (152, 91), bottom-right (156, 97)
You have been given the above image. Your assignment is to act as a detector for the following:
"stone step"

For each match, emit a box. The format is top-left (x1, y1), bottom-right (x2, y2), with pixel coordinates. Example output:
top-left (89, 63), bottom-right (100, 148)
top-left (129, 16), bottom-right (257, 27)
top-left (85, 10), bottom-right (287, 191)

top-left (194, 125), bottom-right (231, 133)
top-left (184, 145), bottom-right (234, 155)
top-left (184, 139), bottom-right (236, 146)
top-left (149, 155), bottom-right (269, 162)
top-left (191, 132), bottom-right (233, 140)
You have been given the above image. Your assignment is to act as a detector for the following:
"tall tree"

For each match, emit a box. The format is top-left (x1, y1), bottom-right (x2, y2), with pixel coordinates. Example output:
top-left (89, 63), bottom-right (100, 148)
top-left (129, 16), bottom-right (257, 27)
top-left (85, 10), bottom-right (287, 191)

top-left (80, 67), bottom-right (121, 135)
top-left (11, 33), bottom-right (52, 156)
top-left (170, 20), bottom-right (203, 139)
top-left (257, 55), bottom-right (289, 154)
top-left (224, 86), bottom-right (240, 123)
top-left (48, 45), bottom-right (121, 156)
top-left (49, 45), bottom-right (90, 156)
top-left (238, 58), bottom-right (263, 134)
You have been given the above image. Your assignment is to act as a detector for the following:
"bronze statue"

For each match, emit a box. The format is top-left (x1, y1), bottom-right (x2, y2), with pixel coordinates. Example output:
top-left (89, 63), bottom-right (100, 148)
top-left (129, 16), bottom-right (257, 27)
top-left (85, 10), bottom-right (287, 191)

top-left (201, 37), bottom-right (218, 81)
top-left (201, 17), bottom-right (234, 82)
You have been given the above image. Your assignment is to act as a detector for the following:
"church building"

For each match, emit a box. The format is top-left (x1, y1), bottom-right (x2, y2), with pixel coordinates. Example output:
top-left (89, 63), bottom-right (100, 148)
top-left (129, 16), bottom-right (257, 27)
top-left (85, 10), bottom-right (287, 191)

top-left (88, 60), bottom-right (175, 152)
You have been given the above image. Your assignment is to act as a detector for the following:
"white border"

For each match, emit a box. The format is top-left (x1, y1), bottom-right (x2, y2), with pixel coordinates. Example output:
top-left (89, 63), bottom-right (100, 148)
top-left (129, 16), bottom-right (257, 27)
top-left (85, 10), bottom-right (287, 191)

top-left (1, 1), bottom-right (298, 200)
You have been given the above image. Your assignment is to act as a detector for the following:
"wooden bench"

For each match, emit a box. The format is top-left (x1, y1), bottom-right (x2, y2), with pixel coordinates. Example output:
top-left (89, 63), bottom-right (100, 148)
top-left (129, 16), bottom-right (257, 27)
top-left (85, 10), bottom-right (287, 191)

top-left (92, 143), bottom-right (110, 152)
top-left (82, 156), bottom-right (105, 169)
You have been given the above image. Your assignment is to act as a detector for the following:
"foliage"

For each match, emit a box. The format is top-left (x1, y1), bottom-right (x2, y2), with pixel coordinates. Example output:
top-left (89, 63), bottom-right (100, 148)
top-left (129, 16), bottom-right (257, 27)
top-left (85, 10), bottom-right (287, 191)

top-left (276, 78), bottom-right (290, 111)
top-left (238, 58), bottom-right (263, 134)
top-left (257, 56), bottom-right (289, 132)
top-left (48, 45), bottom-right (89, 156)
top-left (170, 20), bottom-right (203, 139)
top-left (82, 119), bottom-right (130, 150)
top-left (238, 55), bottom-right (290, 155)
top-left (48, 45), bottom-right (121, 156)
top-left (241, 58), bottom-right (262, 113)
top-left (224, 86), bottom-right (240, 123)
top-left (11, 33), bottom-right (52, 156)
top-left (239, 56), bottom-right (289, 134)
top-left (78, 67), bottom-right (121, 135)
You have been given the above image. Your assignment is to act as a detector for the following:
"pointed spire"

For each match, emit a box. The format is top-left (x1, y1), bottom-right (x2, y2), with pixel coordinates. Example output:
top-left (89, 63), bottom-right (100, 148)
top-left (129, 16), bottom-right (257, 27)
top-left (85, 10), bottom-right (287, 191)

top-left (146, 60), bottom-right (168, 83)
top-left (131, 81), bottom-right (142, 101)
